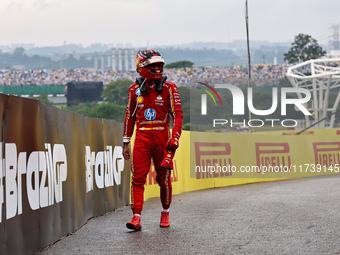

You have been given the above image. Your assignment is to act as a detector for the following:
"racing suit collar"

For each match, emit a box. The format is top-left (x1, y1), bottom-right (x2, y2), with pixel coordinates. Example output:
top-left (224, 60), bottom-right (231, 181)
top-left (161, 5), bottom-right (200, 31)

top-left (146, 79), bottom-right (157, 92)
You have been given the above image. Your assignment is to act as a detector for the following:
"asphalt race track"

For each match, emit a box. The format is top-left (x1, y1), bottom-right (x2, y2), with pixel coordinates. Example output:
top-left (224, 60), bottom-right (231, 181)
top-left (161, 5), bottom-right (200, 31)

top-left (36, 175), bottom-right (340, 255)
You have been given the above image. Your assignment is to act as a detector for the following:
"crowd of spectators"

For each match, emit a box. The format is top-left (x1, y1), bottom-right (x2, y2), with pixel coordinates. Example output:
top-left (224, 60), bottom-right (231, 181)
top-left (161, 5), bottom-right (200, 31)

top-left (0, 69), bottom-right (138, 87)
top-left (0, 64), bottom-right (294, 87)
top-left (165, 64), bottom-right (291, 86)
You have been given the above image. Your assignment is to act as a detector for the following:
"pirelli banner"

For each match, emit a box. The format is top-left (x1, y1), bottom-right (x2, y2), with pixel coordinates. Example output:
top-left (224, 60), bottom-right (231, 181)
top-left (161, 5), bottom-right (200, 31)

top-left (190, 130), bottom-right (340, 179)
top-left (144, 128), bottom-right (340, 201)
top-left (0, 94), bottom-right (130, 255)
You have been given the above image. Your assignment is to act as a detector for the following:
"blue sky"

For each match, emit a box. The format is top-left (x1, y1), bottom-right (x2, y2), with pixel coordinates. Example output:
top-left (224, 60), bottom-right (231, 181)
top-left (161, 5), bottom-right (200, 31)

top-left (0, 0), bottom-right (338, 48)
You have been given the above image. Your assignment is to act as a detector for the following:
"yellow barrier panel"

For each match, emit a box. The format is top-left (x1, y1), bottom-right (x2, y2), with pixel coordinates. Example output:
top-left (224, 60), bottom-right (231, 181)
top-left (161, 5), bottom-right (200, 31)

top-left (252, 128), bottom-right (340, 136)
top-left (131, 129), bottom-right (340, 202)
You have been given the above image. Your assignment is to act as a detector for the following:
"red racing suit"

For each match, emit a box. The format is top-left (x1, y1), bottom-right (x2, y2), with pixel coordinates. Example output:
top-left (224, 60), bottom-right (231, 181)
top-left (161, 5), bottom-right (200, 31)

top-left (123, 78), bottom-right (183, 215)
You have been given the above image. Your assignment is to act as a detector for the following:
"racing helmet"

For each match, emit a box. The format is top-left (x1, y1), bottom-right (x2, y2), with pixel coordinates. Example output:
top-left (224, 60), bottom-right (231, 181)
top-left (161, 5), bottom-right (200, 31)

top-left (136, 49), bottom-right (165, 80)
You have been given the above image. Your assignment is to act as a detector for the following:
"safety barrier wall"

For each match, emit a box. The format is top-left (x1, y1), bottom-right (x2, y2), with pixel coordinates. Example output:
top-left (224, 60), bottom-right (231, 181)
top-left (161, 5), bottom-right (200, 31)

top-left (0, 93), bottom-right (130, 255)
top-left (144, 128), bottom-right (340, 200)
top-left (2, 92), bottom-right (340, 254)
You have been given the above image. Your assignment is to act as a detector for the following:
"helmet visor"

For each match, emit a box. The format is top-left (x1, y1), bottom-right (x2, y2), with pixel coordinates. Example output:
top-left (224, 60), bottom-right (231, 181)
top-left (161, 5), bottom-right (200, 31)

top-left (140, 56), bottom-right (165, 67)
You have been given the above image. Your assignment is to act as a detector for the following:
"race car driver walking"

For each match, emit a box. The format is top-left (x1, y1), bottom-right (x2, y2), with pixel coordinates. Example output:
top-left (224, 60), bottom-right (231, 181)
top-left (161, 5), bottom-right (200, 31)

top-left (122, 49), bottom-right (183, 231)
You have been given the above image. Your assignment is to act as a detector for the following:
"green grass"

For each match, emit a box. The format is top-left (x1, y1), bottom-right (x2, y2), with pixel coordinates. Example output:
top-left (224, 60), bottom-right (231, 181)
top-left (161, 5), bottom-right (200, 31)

top-left (54, 104), bottom-right (67, 109)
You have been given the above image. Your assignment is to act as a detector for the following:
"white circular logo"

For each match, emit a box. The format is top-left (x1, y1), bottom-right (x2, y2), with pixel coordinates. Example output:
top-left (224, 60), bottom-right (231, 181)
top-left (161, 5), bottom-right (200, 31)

top-left (136, 88), bottom-right (141, 96)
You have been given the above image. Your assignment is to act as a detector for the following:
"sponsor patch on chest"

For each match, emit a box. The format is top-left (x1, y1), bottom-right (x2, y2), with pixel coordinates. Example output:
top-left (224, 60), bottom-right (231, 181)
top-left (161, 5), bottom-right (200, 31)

top-left (155, 95), bottom-right (164, 106)
top-left (144, 108), bottom-right (156, 120)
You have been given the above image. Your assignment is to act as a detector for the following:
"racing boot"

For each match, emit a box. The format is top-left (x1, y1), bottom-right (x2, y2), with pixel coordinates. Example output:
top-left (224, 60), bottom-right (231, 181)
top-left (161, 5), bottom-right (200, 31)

top-left (126, 215), bottom-right (142, 231)
top-left (160, 211), bottom-right (170, 228)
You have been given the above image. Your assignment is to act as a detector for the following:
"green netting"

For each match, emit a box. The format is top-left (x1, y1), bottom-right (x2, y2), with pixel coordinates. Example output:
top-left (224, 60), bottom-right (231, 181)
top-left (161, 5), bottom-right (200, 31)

top-left (0, 85), bottom-right (65, 95)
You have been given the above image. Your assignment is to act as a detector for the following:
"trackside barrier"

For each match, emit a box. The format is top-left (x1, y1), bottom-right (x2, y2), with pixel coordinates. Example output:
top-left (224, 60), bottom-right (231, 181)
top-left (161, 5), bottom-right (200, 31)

top-left (0, 93), bottom-right (130, 255)
top-left (2, 92), bottom-right (339, 254)
top-left (143, 129), bottom-right (340, 201)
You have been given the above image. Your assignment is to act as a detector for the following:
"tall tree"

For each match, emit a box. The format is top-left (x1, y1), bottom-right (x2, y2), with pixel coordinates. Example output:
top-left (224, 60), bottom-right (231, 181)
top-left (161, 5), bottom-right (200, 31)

top-left (165, 60), bottom-right (194, 68)
top-left (101, 79), bottom-right (133, 105)
top-left (284, 34), bottom-right (326, 63)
